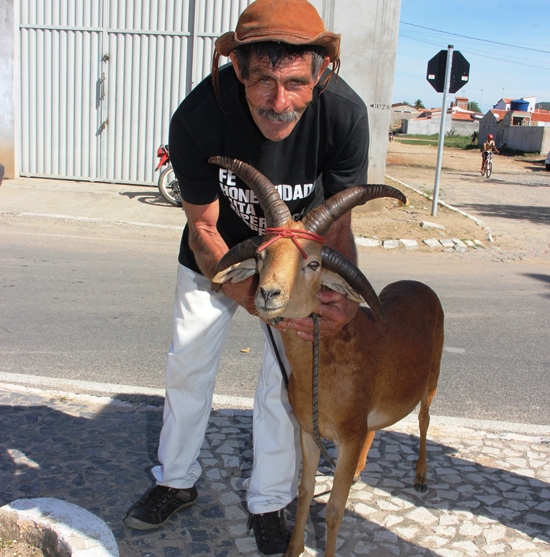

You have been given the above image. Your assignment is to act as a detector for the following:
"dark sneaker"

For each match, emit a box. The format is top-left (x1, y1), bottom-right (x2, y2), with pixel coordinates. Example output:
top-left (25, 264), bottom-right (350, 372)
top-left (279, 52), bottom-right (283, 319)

top-left (248, 509), bottom-right (290, 556)
top-left (123, 485), bottom-right (197, 530)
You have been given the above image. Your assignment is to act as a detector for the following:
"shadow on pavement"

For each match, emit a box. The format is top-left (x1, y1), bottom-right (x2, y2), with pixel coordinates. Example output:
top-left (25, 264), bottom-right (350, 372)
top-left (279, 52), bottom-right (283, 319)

top-left (455, 203), bottom-right (550, 226)
top-left (522, 273), bottom-right (550, 299)
top-left (118, 189), bottom-right (177, 208)
top-left (1, 393), bottom-right (548, 556)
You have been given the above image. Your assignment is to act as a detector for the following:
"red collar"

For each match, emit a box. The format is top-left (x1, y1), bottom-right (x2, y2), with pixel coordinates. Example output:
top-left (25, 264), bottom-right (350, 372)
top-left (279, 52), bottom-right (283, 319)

top-left (258, 228), bottom-right (326, 259)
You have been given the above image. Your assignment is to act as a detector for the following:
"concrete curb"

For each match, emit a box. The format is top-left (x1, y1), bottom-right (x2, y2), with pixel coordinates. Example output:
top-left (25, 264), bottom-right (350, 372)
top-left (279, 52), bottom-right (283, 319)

top-left (351, 175), bottom-right (495, 251)
top-left (0, 498), bottom-right (119, 556)
top-left (1, 373), bottom-right (549, 438)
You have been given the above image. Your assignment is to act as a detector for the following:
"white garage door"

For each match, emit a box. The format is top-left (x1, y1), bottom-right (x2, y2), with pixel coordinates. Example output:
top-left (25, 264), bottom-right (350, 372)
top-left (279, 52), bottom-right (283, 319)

top-left (18, 0), bottom-right (251, 184)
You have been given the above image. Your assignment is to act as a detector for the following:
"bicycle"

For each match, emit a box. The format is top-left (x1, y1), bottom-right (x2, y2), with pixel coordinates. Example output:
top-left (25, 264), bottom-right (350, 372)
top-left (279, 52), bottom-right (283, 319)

top-left (481, 150), bottom-right (493, 178)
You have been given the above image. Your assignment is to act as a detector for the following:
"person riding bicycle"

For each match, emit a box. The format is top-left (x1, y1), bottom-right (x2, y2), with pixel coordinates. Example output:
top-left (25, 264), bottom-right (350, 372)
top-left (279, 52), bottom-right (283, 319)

top-left (481, 134), bottom-right (499, 174)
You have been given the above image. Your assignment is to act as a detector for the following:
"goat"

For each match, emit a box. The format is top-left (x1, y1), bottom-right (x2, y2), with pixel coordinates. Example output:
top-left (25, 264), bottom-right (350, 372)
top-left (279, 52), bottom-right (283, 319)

top-left (209, 157), bottom-right (444, 557)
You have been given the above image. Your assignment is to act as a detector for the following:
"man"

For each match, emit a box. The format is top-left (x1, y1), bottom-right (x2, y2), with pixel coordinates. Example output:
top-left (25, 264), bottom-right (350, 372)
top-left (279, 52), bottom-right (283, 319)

top-left (481, 133), bottom-right (499, 174)
top-left (124, 0), bottom-right (369, 554)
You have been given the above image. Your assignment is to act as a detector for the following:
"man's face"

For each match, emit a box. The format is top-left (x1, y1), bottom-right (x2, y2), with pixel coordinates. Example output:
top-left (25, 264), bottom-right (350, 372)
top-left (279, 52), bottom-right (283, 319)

top-left (230, 52), bottom-right (330, 142)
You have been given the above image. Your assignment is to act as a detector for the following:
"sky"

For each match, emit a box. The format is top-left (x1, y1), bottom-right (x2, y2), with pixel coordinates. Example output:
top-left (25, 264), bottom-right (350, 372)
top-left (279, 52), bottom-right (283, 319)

top-left (393, 0), bottom-right (550, 113)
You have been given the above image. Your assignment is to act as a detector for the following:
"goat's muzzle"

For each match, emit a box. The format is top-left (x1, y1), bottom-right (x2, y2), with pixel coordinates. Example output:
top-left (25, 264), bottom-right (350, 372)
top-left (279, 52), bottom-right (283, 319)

top-left (257, 285), bottom-right (282, 309)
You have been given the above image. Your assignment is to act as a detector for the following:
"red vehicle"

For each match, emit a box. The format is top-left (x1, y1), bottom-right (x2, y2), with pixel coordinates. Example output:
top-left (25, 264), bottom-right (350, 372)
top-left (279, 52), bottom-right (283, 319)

top-left (155, 144), bottom-right (181, 206)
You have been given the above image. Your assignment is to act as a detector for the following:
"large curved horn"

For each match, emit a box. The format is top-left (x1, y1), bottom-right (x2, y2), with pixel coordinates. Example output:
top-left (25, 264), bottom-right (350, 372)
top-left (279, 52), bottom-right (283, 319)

top-left (209, 156), bottom-right (291, 227)
top-left (321, 246), bottom-right (385, 322)
top-left (303, 185), bottom-right (407, 236)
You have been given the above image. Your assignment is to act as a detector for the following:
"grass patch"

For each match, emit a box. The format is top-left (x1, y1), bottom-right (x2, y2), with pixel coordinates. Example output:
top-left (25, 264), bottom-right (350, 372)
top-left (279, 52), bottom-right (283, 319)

top-left (395, 134), bottom-right (547, 156)
top-left (395, 134), bottom-right (475, 149)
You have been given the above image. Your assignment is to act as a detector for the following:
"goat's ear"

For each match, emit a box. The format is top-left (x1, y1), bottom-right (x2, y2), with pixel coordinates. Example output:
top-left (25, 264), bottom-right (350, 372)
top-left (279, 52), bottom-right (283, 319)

top-left (211, 259), bottom-right (257, 291)
top-left (321, 269), bottom-right (364, 304)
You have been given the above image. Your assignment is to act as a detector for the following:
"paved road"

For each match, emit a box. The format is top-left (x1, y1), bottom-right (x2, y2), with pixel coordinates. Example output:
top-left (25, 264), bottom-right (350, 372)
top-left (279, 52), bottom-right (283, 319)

top-left (1, 184), bottom-right (549, 425)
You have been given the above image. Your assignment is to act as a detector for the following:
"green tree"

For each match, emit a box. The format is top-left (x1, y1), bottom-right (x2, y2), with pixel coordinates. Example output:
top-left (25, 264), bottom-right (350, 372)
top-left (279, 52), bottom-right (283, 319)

top-left (414, 99), bottom-right (425, 109)
top-left (468, 101), bottom-right (482, 113)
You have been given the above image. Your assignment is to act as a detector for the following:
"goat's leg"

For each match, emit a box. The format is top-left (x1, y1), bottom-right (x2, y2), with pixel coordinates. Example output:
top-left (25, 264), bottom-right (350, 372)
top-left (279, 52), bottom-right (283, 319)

top-left (415, 387), bottom-right (436, 492)
top-left (284, 430), bottom-right (320, 557)
top-left (324, 443), bottom-right (361, 557)
top-left (354, 429), bottom-right (376, 480)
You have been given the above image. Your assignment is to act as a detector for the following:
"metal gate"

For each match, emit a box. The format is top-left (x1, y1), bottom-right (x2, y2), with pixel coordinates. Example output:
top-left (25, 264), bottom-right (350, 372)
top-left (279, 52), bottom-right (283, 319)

top-left (19, 0), bottom-right (251, 184)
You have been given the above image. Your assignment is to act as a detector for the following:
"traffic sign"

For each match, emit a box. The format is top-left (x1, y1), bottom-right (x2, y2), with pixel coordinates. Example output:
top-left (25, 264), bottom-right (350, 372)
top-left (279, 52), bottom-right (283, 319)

top-left (427, 50), bottom-right (470, 94)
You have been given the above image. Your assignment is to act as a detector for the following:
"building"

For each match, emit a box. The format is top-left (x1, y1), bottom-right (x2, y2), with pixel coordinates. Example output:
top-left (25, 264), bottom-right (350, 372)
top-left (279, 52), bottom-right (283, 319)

top-left (479, 104), bottom-right (550, 153)
top-left (0, 0), bottom-right (401, 187)
top-left (493, 97), bottom-right (536, 113)
top-left (390, 103), bottom-right (421, 131)
top-left (401, 97), bottom-right (481, 136)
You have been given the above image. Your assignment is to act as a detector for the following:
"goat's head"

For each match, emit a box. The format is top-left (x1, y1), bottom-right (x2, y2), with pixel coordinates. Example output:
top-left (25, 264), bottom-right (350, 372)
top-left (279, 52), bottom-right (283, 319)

top-left (209, 157), bottom-right (407, 323)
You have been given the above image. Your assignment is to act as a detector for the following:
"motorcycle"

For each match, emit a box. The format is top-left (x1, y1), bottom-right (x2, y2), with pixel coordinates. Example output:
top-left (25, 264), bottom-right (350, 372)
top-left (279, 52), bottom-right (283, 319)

top-left (155, 144), bottom-right (182, 206)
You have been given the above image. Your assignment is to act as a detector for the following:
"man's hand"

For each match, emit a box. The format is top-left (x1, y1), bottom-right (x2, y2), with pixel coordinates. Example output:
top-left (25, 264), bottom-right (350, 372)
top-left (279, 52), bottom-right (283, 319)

top-left (274, 290), bottom-right (359, 342)
top-left (220, 277), bottom-right (259, 316)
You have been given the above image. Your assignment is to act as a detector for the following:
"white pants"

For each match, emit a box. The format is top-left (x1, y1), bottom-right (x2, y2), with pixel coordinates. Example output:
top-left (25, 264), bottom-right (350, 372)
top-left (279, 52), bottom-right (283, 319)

top-left (152, 265), bottom-right (301, 514)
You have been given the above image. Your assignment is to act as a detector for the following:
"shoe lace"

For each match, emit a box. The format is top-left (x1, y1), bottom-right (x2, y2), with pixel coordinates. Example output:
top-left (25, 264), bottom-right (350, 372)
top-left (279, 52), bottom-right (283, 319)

top-left (248, 511), bottom-right (288, 542)
top-left (139, 486), bottom-right (175, 510)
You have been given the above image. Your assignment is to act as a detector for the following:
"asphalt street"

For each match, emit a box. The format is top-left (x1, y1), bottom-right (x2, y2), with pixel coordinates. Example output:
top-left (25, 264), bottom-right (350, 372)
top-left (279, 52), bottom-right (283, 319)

top-left (0, 177), bottom-right (548, 425)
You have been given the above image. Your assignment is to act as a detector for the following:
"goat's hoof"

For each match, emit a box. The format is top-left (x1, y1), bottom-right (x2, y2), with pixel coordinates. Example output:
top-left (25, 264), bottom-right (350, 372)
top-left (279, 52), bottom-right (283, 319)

top-left (414, 482), bottom-right (427, 493)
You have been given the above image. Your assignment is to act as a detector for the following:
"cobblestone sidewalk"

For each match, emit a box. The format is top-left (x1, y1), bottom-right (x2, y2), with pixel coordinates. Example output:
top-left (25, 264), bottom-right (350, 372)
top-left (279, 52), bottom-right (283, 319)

top-left (1, 385), bottom-right (549, 557)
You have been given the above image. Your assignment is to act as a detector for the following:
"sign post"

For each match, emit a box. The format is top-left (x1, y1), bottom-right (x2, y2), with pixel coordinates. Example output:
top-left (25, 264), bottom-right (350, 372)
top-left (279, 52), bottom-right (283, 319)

top-left (426, 47), bottom-right (470, 216)
top-left (432, 45), bottom-right (453, 217)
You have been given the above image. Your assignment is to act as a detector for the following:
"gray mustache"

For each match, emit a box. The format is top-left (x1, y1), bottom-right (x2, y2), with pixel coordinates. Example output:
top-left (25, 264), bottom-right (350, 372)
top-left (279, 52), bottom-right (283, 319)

top-left (257, 107), bottom-right (301, 123)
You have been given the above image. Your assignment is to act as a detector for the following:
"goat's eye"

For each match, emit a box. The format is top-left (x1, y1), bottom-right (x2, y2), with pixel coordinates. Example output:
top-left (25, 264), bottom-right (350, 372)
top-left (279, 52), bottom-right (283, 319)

top-left (307, 260), bottom-right (320, 271)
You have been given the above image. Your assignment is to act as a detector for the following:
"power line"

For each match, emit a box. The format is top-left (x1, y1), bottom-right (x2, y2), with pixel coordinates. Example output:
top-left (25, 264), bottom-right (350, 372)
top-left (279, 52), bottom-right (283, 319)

top-left (399, 32), bottom-right (550, 70)
top-left (400, 21), bottom-right (550, 54)
top-left (459, 47), bottom-right (550, 71)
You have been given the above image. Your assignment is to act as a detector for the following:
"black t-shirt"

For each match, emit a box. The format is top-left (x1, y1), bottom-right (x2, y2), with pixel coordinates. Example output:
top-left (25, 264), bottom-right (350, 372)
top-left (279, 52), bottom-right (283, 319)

top-left (169, 64), bottom-right (369, 274)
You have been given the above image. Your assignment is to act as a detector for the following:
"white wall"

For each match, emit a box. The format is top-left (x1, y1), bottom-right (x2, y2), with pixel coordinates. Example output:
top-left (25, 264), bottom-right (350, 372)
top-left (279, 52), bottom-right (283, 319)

top-left (405, 116), bottom-right (478, 137)
top-left (503, 126), bottom-right (550, 154)
top-left (317, 0), bottom-right (402, 184)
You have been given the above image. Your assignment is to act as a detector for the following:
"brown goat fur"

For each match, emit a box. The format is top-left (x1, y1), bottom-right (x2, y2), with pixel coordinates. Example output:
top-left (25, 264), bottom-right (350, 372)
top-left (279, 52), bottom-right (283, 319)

top-left (281, 279), bottom-right (444, 557)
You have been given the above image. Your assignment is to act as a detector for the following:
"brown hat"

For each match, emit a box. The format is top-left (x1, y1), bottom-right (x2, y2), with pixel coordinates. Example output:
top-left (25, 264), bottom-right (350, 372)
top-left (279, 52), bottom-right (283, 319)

top-left (215, 0), bottom-right (340, 62)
